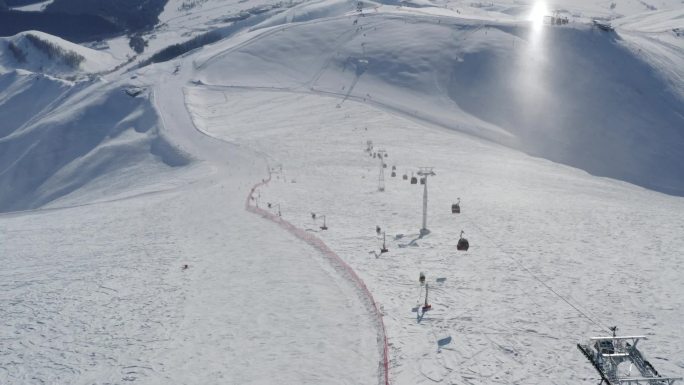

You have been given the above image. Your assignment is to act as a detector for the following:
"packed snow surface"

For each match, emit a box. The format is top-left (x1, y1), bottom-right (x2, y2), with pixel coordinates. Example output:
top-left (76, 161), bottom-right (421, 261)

top-left (1, 0), bottom-right (683, 383)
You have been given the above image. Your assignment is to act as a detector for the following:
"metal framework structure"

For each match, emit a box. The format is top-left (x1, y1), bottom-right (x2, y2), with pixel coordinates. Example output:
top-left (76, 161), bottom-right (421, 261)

top-left (377, 149), bottom-right (386, 192)
top-left (417, 167), bottom-right (435, 236)
top-left (578, 334), bottom-right (681, 385)
top-left (380, 231), bottom-right (388, 253)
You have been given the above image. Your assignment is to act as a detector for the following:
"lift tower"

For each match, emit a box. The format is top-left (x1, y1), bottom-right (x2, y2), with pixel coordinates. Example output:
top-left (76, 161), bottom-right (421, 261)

top-left (377, 149), bottom-right (386, 192)
top-left (417, 167), bottom-right (435, 236)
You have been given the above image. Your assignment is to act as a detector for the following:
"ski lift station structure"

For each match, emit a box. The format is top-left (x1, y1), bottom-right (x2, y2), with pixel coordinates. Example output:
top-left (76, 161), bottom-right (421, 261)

top-left (577, 332), bottom-right (681, 385)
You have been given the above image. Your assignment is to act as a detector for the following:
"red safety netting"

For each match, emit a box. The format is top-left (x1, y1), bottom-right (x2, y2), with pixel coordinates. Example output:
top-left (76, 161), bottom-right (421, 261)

top-left (245, 173), bottom-right (390, 385)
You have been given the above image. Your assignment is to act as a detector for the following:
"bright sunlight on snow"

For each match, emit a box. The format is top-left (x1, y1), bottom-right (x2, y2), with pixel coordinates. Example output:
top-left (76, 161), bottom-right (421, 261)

top-left (528, 1), bottom-right (549, 30)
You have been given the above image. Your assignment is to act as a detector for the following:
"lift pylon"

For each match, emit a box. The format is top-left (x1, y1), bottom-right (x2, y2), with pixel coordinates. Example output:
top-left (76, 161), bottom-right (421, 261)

top-left (417, 167), bottom-right (435, 236)
top-left (377, 149), bottom-right (386, 192)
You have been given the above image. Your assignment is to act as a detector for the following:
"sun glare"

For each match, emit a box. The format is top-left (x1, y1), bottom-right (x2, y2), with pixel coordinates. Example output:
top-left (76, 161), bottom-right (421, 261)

top-left (528, 1), bottom-right (548, 30)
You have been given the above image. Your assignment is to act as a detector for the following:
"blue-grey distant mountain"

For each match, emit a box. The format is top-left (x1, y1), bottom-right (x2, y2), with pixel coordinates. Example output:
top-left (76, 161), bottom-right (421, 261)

top-left (0, 0), bottom-right (168, 42)
top-left (0, 11), bottom-right (122, 42)
top-left (6, 0), bottom-right (45, 6)
top-left (45, 0), bottom-right (168, 31)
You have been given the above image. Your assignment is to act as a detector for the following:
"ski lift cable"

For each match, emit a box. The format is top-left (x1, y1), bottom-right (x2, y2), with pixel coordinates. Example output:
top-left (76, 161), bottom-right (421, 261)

top-left (460, 212), bottom-right (612, 333)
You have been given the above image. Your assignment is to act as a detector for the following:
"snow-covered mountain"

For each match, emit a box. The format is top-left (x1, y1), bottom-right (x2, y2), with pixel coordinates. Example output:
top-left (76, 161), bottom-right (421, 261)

top-left (1, 31), bottom-right (117, 76)
top-left (1, 0), bottom-right (682, 384)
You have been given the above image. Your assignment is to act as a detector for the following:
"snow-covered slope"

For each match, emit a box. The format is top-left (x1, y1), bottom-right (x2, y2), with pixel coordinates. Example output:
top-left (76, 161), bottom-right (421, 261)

top-left (0, 70), bottom-right (191, 212)
top-left (0, 31), bottom-right (118, 76)
top-left (195, 7), bottom-right (684, 195)
top-left (185, 82), bottom-right (684, 385)
top-left (1, 0), bottom-right (682, 384)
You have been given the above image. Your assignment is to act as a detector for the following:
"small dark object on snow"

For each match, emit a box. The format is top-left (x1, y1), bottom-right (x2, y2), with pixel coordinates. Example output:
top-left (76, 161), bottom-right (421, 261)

top-left (376, 225), bottom-right (381, 235)
top-left (267, 202), bottom-right (272, 208)
top-left (125, 87), bottom-right (144, 97)
top-left (437, 336), bottom-right (452, 347)
top-left (419, 272), bottom-right (425, 284)
top-left (311, 212), bottom-right (316, 220)
top-left (182, 264), bottom-right (189, 270)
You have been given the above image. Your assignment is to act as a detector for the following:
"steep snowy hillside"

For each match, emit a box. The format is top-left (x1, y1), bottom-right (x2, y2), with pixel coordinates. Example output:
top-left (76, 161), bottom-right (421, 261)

top-left (0, 31), bottom-right (118, 76)
top-left (0, 69), bottom-right (191, 212)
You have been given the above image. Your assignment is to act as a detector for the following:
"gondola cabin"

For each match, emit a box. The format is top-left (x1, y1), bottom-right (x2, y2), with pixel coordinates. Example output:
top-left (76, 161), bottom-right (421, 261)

top-left (457, 230), bottom-right (469, 251)
top-left (451, 198), bottom-right (461, 214)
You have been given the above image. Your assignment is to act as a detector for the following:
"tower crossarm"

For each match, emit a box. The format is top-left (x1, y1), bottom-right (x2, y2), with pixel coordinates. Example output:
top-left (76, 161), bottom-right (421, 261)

top-left (615, 377), bottom-right (682, 385)
top-left (590, 336), bottom-right (647, 341)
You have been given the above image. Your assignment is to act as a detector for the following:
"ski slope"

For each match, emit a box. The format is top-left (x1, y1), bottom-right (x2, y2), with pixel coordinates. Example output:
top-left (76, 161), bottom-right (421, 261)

top-left (185, 85), bottom-right (684, 384)
top-left (1, 0), bottom-right (683, 383)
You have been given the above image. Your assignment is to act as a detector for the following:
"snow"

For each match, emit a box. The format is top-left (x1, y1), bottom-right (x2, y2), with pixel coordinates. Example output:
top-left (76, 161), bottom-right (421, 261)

top-left (0, 69), bottom-right (192, 212)
top-left (0, 170), bottom-right (379, 384)
top-left (193, 9), bottom-right (684, 195)
top-left (8, 0), bottom-right (54, 12)
top-left (1, 0), bottom-right (683, 383)
top-left (0, 31), bottom-right (119, 76)
top-left (185, 85), bottom-right (684, 384)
